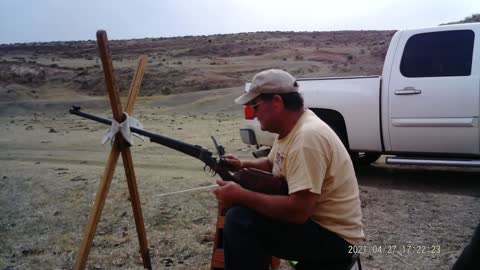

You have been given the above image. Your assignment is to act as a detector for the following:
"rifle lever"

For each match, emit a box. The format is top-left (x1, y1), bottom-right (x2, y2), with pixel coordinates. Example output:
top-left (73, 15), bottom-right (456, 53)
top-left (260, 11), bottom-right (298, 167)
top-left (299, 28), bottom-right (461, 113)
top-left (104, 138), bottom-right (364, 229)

top-left (211, 136), bottom-right (236, 172)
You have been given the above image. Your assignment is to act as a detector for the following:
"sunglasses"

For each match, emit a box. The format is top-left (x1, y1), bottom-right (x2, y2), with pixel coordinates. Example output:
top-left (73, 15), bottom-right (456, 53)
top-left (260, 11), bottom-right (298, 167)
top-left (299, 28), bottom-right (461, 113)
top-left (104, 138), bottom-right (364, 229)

top-left (250, 101), bottom-right (264, 112)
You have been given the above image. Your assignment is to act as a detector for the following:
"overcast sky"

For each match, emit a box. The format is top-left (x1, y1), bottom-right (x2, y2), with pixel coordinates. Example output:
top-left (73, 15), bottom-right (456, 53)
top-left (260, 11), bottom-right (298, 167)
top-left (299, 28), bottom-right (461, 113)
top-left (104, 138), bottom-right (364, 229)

top-left (0, 0), bottom-right (478, 44)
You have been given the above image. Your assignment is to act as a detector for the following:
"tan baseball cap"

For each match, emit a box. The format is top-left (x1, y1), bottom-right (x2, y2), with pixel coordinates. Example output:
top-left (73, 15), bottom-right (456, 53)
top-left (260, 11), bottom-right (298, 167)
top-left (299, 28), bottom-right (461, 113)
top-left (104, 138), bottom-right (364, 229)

top-left (235, 69), bottom-right (298, 105)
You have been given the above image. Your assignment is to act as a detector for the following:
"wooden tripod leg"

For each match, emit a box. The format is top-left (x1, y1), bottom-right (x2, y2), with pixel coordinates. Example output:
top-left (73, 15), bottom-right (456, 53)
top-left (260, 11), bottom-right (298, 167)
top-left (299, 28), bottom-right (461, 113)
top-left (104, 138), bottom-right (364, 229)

top-left (121, 148), bottom-right (151, 269)
top-left (74, 143), bottom-right (122, 270)
top-left (120, 54), bottom-right (151, 269)
top-left (125, 55), bottom-right (147, 114)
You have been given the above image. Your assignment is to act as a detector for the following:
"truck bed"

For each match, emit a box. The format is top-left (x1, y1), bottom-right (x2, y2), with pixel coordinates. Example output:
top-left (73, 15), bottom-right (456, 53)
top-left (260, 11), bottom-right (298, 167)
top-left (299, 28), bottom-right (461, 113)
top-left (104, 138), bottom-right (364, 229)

top-left (299, 75), bottom-right (383, 152)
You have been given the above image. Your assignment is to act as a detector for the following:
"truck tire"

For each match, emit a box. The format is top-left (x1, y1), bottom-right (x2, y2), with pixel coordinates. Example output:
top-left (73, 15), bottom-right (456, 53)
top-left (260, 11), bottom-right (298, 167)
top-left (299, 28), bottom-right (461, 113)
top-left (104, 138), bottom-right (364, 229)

top-left (311, 108), bottom-right (380, 167)
top-left (350, 152), bottom-right (381, 167)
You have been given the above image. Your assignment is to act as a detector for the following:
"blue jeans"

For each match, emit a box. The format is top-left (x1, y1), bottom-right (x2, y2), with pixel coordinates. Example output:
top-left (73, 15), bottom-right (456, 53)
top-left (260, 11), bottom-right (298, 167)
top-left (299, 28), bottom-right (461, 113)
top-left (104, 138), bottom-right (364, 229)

top-left (223, 206), bottom-right (354, 270)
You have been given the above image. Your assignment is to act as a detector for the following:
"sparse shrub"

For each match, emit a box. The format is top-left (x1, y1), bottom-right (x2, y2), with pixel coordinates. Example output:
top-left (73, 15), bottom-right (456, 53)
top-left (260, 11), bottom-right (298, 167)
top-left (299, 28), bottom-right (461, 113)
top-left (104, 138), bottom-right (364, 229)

top-left (360, 49), bottom-right (365, 55)
top-left (161, 87), bottom-right (171, 95)
top-left (13, 56), bottom-right (25, 62)
top-left (347, 55), bottom-right (353, 61)
top-left (50, 63), bottom-right (58, 68)
top-left (283, 58), bottom-right (287, 61)
top-left (77, 69), bottom-right (88, 76)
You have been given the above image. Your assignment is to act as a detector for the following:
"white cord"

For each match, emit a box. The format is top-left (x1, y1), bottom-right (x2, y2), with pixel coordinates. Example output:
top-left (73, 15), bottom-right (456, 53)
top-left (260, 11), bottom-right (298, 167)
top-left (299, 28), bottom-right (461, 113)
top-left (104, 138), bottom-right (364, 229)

top-left (155, 184), bottom-right (218, 197)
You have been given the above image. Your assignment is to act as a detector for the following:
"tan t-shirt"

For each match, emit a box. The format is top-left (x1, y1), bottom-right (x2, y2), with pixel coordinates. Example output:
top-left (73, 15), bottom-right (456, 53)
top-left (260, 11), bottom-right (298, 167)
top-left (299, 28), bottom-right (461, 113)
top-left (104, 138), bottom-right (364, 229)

top-left (268, 109), bottom-right (364, 245)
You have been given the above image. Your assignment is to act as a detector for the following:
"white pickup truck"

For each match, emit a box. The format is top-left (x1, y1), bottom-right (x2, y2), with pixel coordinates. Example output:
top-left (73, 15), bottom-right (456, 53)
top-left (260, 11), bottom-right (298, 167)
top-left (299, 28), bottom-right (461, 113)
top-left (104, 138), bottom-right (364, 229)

top-left (239, 23), bottom-right (480, 167)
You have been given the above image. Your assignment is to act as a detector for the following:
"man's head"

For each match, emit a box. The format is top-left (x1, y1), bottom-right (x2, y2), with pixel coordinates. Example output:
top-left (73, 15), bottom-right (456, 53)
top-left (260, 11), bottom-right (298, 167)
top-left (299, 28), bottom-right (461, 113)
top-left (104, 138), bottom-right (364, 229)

top-left (236, 69), bottom-right (304, 134)
top-left (235, 69), bottom-right (300, 105)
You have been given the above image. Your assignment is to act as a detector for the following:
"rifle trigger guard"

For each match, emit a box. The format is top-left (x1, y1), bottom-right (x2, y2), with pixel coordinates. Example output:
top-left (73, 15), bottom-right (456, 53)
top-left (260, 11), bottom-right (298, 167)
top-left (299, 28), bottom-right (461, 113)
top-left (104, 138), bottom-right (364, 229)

top-left (203, 164), bottom-right (217, 177)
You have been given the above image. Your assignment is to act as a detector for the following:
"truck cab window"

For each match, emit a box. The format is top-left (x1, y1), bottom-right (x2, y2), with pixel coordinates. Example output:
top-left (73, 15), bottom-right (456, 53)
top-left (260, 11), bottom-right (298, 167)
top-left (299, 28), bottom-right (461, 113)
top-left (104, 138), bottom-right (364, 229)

top-left (400, 30), bottom-right (474, 77)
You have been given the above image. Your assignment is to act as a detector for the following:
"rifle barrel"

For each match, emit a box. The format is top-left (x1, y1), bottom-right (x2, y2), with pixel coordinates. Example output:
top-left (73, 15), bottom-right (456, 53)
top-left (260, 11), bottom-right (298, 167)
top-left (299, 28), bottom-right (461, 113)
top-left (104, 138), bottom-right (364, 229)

top-left (69, 106), bottom-right (207, 160)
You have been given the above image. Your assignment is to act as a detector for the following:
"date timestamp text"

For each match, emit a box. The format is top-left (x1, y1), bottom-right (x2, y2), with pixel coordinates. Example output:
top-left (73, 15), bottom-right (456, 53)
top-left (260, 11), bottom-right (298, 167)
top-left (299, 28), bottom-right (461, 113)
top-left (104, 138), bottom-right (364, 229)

top-left (348, 245), bottom-right (441, 254)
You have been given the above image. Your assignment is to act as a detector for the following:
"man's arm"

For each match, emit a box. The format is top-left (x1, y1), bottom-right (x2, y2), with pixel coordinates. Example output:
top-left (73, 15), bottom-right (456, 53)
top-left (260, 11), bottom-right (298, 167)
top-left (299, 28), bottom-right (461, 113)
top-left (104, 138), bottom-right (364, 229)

top-left (224, 154), bottom-right (273, 172)
top-left (213, 180), bottom-right (318, 224)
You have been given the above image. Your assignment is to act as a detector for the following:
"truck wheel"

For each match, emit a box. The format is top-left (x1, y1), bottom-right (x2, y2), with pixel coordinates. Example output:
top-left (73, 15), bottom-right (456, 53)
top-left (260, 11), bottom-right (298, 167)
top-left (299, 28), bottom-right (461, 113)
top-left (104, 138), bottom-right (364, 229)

top-left (350, 152), bottom-right (381, 167)
top-left (310, 109), bottom-right (380, 166)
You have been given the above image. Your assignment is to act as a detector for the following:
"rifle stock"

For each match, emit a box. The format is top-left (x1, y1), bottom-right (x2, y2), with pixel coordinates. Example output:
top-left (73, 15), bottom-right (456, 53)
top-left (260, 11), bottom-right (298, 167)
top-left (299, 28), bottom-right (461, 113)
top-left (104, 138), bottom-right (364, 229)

top-left (70, 106), bottom-right (288, 195)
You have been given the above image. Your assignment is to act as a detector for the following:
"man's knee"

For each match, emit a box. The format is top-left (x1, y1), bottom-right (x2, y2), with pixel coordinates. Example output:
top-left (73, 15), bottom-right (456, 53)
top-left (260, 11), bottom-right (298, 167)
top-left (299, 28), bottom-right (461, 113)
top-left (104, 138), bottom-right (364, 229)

top-left (223, 206), bottom-right (272, 269)
top-left (224, 206), bottom-right (257, 232)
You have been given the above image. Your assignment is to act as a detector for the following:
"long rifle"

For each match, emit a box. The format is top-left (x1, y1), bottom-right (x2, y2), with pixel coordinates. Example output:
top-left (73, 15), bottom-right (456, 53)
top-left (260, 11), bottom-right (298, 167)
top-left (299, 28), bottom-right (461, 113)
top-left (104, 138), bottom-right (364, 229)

top-left (70, 105), bottom-right (289, 195)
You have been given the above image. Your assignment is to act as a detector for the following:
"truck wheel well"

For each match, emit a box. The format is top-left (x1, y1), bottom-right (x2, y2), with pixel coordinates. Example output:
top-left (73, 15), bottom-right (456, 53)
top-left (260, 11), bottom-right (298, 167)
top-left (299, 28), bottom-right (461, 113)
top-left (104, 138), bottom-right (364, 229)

top-left (310, 108), bottom-right (350, 149)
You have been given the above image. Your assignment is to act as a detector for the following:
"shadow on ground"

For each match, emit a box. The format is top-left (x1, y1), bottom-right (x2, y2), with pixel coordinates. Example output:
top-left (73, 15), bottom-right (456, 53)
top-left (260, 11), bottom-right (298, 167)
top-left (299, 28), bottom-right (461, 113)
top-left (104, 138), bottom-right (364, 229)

top-left (356, 163), bottom-right (480, 197)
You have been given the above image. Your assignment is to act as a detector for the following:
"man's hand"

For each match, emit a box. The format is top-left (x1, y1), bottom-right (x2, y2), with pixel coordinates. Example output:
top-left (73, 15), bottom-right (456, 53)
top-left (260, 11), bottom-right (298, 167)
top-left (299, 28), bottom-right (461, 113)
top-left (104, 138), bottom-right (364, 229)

top-left (212, 180), bottom-right (245, 208)
top-left (223, 154), bottom-right (243, 171)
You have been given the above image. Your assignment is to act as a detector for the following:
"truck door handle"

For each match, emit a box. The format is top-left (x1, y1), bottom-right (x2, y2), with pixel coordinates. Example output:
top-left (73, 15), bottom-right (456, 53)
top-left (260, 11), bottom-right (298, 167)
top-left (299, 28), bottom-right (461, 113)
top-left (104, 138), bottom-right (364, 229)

top-left (394, 87), bottom-right (422, 95)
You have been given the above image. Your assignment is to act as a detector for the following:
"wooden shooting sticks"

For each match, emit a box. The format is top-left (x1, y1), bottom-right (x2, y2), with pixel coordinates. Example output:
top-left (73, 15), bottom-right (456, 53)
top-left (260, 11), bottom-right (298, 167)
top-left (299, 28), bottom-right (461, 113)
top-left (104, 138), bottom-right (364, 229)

top-left (73, 30), bottom-right (151, 270)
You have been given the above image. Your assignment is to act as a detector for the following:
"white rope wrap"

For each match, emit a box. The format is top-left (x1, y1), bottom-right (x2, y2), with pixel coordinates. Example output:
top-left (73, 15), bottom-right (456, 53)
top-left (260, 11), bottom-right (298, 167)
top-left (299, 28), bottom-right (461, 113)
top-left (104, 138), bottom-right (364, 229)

top-left (101, 112), bottom-right (144, 146)
top-left (155, 184), bottom-right (218, 197)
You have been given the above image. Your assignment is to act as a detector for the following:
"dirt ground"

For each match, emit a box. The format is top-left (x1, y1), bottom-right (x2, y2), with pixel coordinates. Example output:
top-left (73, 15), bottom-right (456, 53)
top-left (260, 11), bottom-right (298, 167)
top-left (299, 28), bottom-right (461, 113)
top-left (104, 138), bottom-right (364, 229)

top-left (0, 87), bottom-right (479, 270)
